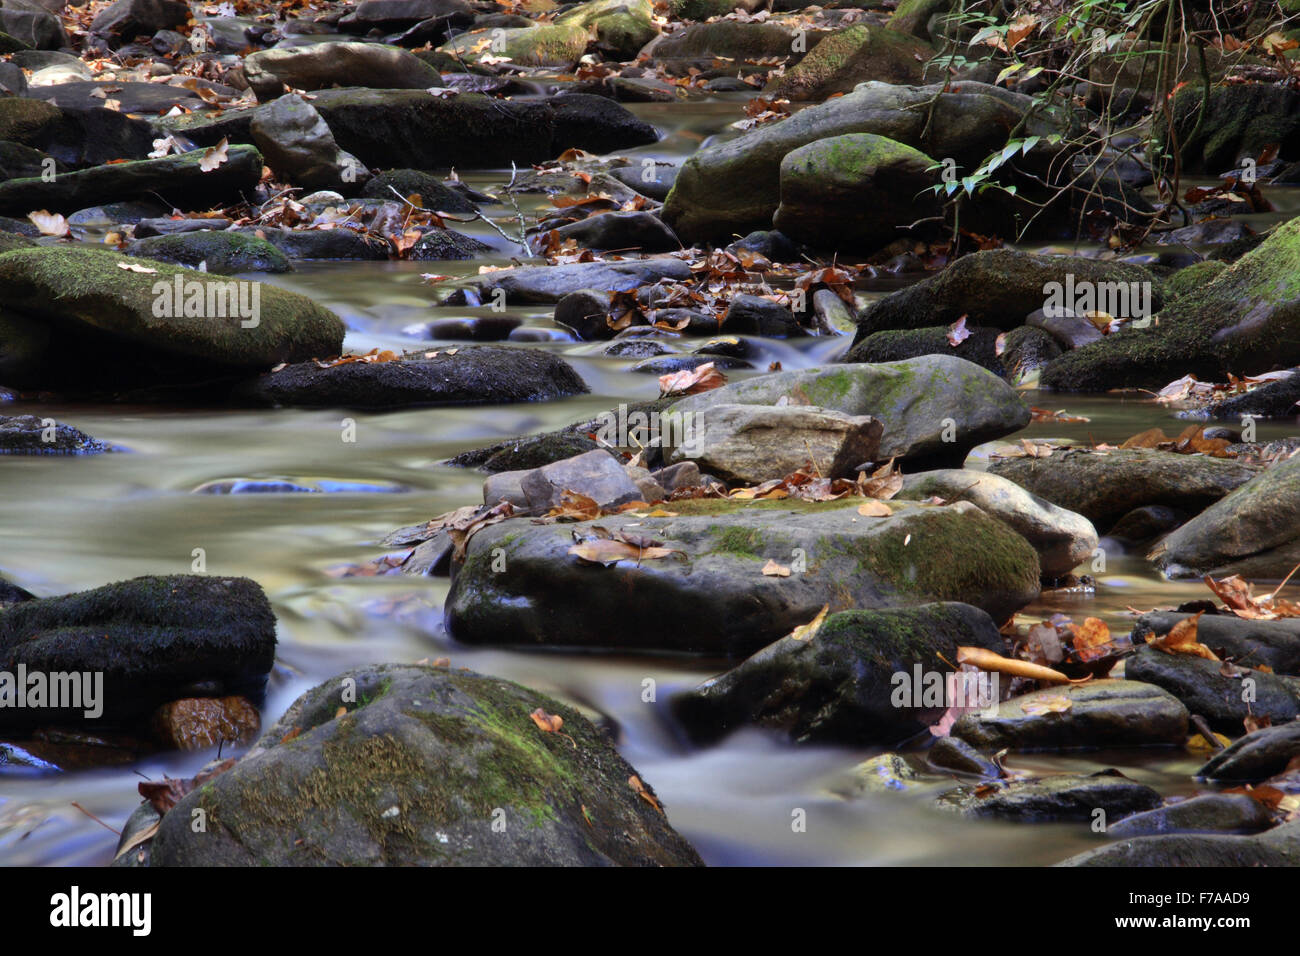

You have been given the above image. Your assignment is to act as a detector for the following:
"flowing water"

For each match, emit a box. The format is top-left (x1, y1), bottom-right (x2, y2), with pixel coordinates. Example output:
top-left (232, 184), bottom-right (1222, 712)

top-left (2, 96), bottom-right (1297, 867)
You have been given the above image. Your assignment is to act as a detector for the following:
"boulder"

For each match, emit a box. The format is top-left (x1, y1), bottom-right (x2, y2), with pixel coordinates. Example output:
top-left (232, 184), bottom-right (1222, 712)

top-left (1107, 792), bottom-right (1277, 837)
top-left (125, 232), bottom-right (292, 275)
top-left (439, 257), bottom-right (692, 305)
top-left (937, 773), bottom-right (1163, 823)
top-left (1131, 611), bottom-right (1300, 676)
top-left (896, 468), bottom-right (1097, 578)
top-left (445, 498), bottom-right (1041, 656)
top-left (250, 93), bottom-right (370, 195)
top-left (670, 602), bottom-right (1005, 745)
top-left (767, 24), bottom-right (934, 101)
top-left (668, 356), bottom-right (1031, 469)
top-left (90, 0), bottom-right (188, 43)
top-left (844, 325), bottom-right (1005, 374)
top-left (0, 415), bottom-right (110, 455)
top-left (1125, 645), bottom-right (1300, 734)
top-left (244, 42), bottom-right (442, 98)
top-left (122, 664), bottom-right (703, 866)
top-left (437, 22), bottom-right (591, 68)
top-left (1197, 720), bottom-right (1300, 782)
top-left (1061, 818), bottom-right (1300, 866)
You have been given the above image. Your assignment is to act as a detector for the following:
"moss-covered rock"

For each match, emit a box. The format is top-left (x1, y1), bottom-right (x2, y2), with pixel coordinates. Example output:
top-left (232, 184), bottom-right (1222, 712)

top-left (670, 356), bottom-right (1031, 469)
top-left (1153, 453), bottom-right (1300, 578)
top-left (1041, 216), bottom-right (1300, 392)
top-left (987, 447), bottom-right (1257, 532)
top-left (670, 602), bottom-right (1005, 745)
top-left (1162, 258), bottom-right (1228, 305)
top-left (0, 574), bottom-right (275, 730)
top-left (438, 22), bottom-right (592, 68)
top-left (445, 499), bottom-right (1041, 656)
top-left (772, 132), bottom-right (940, 250)
top-left (244, 41), bottom-right (442, 98)
top-left (556, 0), bottom-right (657, 59)
top-left (0, 245), bottom-right (343, 393)
top-left (0, 144), bottom-right (263, 216)
top-left (845, 325), bottom-right (1004, 375)
top-left (126, 231), bottom-right (292, 275)
top-left (0, 96), bottom-right (59, 144)
top-left (766, 24), bottom-right (934, 101)
top-left (652, 20), bottom-right (814, 61)
top-left (997, 324), bottom-right (1061, 386)
top-left (360, 168), bottom-right (477, 214)
top-left (885, 0), bottom-right (951, 39)
top-left (123, 664), bottom-right (703, 866)
top-left (1159, 83), bottom-right (1300, 175)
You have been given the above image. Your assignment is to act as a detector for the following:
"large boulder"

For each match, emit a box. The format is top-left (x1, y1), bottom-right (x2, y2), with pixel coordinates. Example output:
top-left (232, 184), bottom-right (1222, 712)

top-left (670, 602), bottom-right (1005, 745)
top-left (236, 346), bottom-right (589, 408)
top-left (766, 24), bottom-right (934, 101)
top-left (853, 249), bottom-right (1162, 339)
top-left (771, 133), bottom-right (941, 251)
top-left (437, 257), bottom-right (692, 306)
top-left (0, 575), bottom-right (275, 729)
top-left (1153, 454), bottom-right (1300, 578)
top-left (445, 498), bottom-right (1041, 656)
top-left (1041, 216), bottom-right (1300, 392)
top-left (667, 356), bottom-right (1031, 469)
top-left (1160, 84), bottom-right (1300, 175)
top-left (937, 773), bottom-right (1163, 823)
top-left (1126, 645), bottom-right (1300, 734)
top-left (0, 0), bottom-right (66, 49)
top-left (896, 469), bottom-right (1097, 579)
top-left (437, 22), bottom-right (591, 68)
top-left (0, 144), bottom-right (263, 216)
top-left (0, 246), bottom-right (344, 393)
top-left (125, 232), bottom-right (292, 275)
top-left (555, 0), bottom-right (657, 60)
top-left (122, 664), bottom-right (704, 866)
top-left (244, 42), bottom-right (442, 99)
top-left (987, 447), bottom-right (1258, 532)
top-left (661, 80), bottom-right (1067, 242)
top-left (1132, 611), bottom-right (1300, 676)
top-left (90, 0), bottom-right (189, 43)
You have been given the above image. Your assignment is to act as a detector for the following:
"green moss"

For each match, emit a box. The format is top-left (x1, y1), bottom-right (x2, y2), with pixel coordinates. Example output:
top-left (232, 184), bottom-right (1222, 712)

top-left (438, 23), bottom-right (591, 67)
top-left (708, 524), bottom-right (767, 557)
top-left (0, 97), bottom-right (59, 144)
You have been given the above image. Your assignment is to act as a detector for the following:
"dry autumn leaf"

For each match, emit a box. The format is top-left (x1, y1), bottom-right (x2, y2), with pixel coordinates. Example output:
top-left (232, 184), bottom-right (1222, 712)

top-left (27, 209), bottom-right (69, 237)
top-left (956, 646), bottom-right (1078, 684)
top-left (629, 774), bottom-right (663, 812)
top-left (761, 559), bottom-right (791, 577)
top-left (1147, 611), bottom-right (1219, 660)
top-left (857, 499), bottom-right (892, 517)
top-left (568, 538), bottom-right (682, 565)
top-left (117, 262), bottom-right (157, 273)
top-left (658, 361), bottom-right (727, 398)
top-left (946, 315), bottom-right (971, 346)
top-left (788, 604), bottom-right (829, 642)
top-left (199, 137), bottom-right (230, 172)
top-left (1021, 694), bottom-right (1072, 715)
top-left (529, 707), bottom-right (563, 733)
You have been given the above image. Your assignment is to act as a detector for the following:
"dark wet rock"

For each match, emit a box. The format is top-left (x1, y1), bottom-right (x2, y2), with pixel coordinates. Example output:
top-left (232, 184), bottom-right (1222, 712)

top-left (1062, 817), bottom-right (1300, 866)
top-left (550, 93), bottom-right (659, 154)
top-left (239, 226), bottom-right (392, 261)
top-left (244, 42), bottom-right (442, 98)
top-left (1155, 218), bottom-right (1254, 247)
top-left (37, 80), bottom-right (214, 115)
top-left (0, 574), bottom-right (33, 606)
top-left (0, 575), bottom-right (276, 730)
top-left (250, 93), bottom-right (369, 195)
top-left (998, 325), bottom-right (1062, 384)
top-left (0, 144), bottom-right (263, 217)
top-left (1182, 370), bottom-right (1300, 421)
top-left (125, 232), bottom-right (291, 275)
top-left (408, 316), bottom-right (523, 342)
top-left (448, 431), bottom-right (603, 473)
top-left (90, 0), bottom-right (188, 43)
top-left (767, 24), bottom-right (933, 101)
top-left (670, 356), bottom-right (1031, 469)
top-left (1132, 611), bottom-right (1300, 676)
top-left (1162, 84), bottom-right (1300, 176)
top-left (987, 448), bottom-right (1257, 532)
top-left (445, 498), bottom-right (1041, 656)
top-left (0, 415), bottom-right (111, 455)
top-left (668, 403), bottom-right (881, 484)
top-left (926, 735), bottom-right (999, 777)
top-left (1154, 454), bottom-right (1300, 579)
top-left (1197, 720), bottom-right (1300, 782)
top-left (1125, 645), bottom-right (1300, 734)
top-left (1105, 504), bottom-right (1186, 543)
top-left (440, 257), bottom-right (692, 306)
top-left (853, 249), bottom-right (1160, 338)
top-left (0, 0), bottom-right (67, 49)
top-left (724, 229), bottom-right (801, 263)
top-left (722, 294), bottom-right (803, 337)
top-left (1041, 217), bottom-right (1300, 391)
top-left (0, 740), bottom-right (59, 773)
top-left (361, 168), bottom-right (477, 214)
top-left (149, 695), bottom-right (261, 751)
top-left (551, 211), bottom-right (680, 253)
top-left (938, 772), bottom-right (1162, 823)
top-left (1108, 792), bottom-right (1277, 837)
top-left (845, 325), bottom-right (1004, 375)
top-left (410, 229), bottom-right (493, 261)
top-left (1025, 306), bottom-right (1102, 350)
top-left (670, 602), bottom-right (1005, 746)
top-left (896, 469), bottom-right (1097, 579)
top-left (505, 449), bottom-right (643, 513)
top-left (0, 246), bottom-right (343, 394)
top-left (609, 162), bottom-right (677, 201)
top-left (339, 0), bottom-right (474, 33)
top-left (951, 680), bottom-right (1189, 752)
top-left (0, 139), bottom-right (58, 181)
top-left (237, 346), bottom-right (588, 409)
top-left (121, 664), bottom-right (703, 867)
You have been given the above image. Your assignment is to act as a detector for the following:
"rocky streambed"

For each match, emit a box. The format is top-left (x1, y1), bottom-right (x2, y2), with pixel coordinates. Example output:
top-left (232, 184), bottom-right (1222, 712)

top-left (3, 0), bottom-right (1300, 869)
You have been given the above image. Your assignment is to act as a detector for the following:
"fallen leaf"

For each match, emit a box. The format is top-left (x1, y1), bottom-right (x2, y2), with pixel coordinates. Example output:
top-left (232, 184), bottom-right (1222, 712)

top-left (857, 499), bottom-right (892, 516)
top-left (1021, 694), bottom-right (1073, 715)
top-left (956, 646), bottom-right (1077, 684)
top-left (1147, 611), bottom-right (1219, 660)
top-left (946, 315), bottom-right (971, 346)
top-left (529, 707), bottom-right (564, 733)
top-left (199, 137), bottom-right (229, 173)
top-left (658, 361), bottom-right (727, 398)
top-left (27, 209), bottom-right (69, 237)
top-left (629, 774), bottom-right (663, 812)
top-left (761, 559), bottom-right (791, 577)
top-left (788, 604), bottom-right (829, 642)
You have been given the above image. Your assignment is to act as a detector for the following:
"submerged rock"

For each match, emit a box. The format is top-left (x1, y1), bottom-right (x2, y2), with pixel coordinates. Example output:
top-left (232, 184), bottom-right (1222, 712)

top-left (126, 664), bottom-right (703, 866)
top-left (937, 772), bottom-right (1163, 823)
top-left (0, 415), bottom-right (111, 455)
top-left (670, 602), bottom-right (1006, 745)
top-left (445, 498), bottom-right (1041, 656)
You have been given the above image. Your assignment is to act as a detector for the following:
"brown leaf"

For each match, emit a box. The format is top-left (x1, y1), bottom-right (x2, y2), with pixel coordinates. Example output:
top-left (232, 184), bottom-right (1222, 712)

top-left (857, 499), bottom-right (892, 517)
top-left (956, 646), bottom-right (1076, 684)
top-left (137, 757), bottom-right (238, 815)
top-left (658, 361), bottom-right (727, 398)
top-left (27, 209), bottom-right (69, 237)
top-left (1147, 611), bottom-right (1219, 660)
top-left (199, 136), bottom-right (229, 172)
top-left (568, 539), bottom-right (682, 565)
top-left (761, 559), bottom-right (791, 577)
top-left (629, 774), bottom-right (663, 812)
top-left (946, 315), bottom-right (971, 347)
top-left (529, 707), bottom-right (564, 733)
